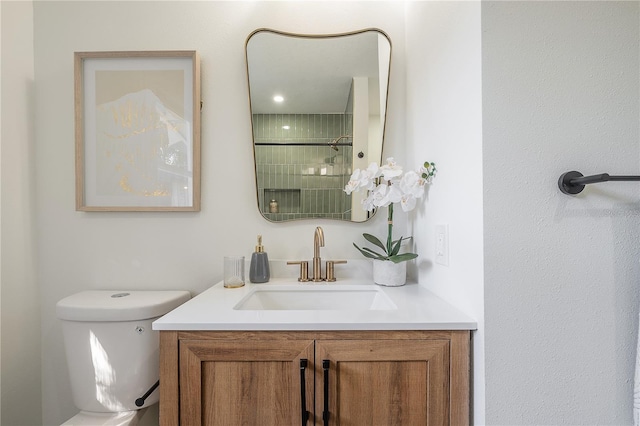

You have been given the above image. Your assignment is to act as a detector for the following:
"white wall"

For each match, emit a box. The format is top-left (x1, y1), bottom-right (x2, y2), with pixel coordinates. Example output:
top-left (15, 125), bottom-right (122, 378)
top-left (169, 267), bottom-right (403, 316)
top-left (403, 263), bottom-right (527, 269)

top-left (0, 1), bottom-right (41, 425)
top-left (483, 2), bottom-right (640, 424)
top-left (32, 2), bottom-right (410, 424)
top-left (404, 2), bottom-right (485, 423)
top-left (9, 1), bottom-right (636, 425)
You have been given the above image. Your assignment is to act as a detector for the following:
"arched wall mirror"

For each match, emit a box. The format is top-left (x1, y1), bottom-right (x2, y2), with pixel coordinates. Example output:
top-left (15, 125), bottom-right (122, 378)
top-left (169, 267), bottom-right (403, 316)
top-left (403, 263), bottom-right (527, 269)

top-left (245, 28), bottom-right (392, 222)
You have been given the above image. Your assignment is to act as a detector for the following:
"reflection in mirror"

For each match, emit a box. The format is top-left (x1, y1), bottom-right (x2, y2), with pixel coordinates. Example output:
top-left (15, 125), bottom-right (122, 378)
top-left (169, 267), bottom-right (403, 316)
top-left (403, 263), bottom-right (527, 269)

top-left (246, 28), bottom-right (391, 222)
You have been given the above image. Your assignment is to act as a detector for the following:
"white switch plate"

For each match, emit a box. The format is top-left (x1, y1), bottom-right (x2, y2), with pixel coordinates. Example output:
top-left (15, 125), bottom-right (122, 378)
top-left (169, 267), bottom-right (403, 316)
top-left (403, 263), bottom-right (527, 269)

top-left (435, 224), bottom-right (449, 266)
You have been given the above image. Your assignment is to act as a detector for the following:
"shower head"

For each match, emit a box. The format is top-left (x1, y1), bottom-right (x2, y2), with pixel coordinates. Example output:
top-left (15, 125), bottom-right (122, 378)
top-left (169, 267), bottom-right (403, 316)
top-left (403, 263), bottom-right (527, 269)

top-left (328, 135), bottom-right (353, 151)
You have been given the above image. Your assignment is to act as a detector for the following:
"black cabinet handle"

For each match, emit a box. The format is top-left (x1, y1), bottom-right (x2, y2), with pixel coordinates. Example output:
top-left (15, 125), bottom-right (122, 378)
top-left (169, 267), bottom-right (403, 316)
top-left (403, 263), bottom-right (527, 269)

top-left (322, 360), bottom-right (330, 426)
top-left (300, 359), bottom-right (309, 425)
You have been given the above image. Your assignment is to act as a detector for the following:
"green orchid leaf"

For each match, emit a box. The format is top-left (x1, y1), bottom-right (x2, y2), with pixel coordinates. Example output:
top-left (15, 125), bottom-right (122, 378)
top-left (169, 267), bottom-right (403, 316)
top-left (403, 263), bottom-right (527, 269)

top-left (392, 236), bottom-right (413, 245)
top-left (389, 253), bottom-right (418, 263)
top-left (362, 246), bottom-right (388, 259)
top-left (362, 233), bottom-right (388, 254)
top-left (353, 243), bottom-right (385, 260)
top-left (390, 237), bottom-right (403, 256)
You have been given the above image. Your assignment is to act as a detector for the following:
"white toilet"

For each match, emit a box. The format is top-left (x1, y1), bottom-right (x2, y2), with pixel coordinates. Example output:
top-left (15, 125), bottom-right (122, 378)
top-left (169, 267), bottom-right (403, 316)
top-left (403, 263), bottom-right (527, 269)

top-left (56, 290), bottom-right (191, 426)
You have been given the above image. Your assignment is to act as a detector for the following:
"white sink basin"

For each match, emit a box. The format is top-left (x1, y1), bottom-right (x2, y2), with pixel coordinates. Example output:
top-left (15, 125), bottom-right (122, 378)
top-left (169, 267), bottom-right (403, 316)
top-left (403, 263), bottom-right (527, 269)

top-left (233, 285), bottom-right (397, 311)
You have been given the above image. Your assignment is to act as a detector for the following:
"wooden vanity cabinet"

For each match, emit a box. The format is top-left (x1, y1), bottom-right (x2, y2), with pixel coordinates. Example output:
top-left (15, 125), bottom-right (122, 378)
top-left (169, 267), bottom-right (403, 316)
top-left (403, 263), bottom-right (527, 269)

top-left (159, 330), bottom-right (470, 426)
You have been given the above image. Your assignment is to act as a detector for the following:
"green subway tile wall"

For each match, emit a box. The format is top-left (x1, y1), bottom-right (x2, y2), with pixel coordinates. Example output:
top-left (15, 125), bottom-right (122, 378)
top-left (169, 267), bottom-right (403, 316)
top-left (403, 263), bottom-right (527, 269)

top-left (253, 113), bottom-right (353, 221)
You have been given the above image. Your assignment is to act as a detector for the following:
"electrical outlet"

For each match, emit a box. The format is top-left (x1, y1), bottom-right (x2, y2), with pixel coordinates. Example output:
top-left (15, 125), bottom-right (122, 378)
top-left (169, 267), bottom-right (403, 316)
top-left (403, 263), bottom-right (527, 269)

top-left (435, 224), bottom-right (449, 266)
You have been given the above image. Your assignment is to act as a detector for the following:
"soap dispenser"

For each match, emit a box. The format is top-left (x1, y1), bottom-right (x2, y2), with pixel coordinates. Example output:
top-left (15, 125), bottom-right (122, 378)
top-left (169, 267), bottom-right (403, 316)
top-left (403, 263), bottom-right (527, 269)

top-left (249, 235), bottom-right (270, 283)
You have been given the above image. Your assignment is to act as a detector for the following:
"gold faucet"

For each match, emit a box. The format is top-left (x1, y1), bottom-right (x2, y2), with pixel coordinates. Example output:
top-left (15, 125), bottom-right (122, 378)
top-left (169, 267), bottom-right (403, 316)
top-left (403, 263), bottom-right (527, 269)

top-left (312, 226), bottom-right (325, 282)
top-left (288, 226), bottom-right (347, 282)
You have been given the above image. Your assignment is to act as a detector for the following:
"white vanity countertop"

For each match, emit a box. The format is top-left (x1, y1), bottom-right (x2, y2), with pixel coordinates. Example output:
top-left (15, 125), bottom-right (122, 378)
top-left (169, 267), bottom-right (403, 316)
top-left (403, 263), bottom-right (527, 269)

top-left (152, 278), bottom-right (477, 331)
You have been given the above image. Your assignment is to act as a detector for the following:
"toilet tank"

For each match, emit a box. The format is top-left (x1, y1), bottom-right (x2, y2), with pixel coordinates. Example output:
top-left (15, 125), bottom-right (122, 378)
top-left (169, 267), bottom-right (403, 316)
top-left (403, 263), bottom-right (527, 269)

top-left (56, 290), bottom-right (190, 413)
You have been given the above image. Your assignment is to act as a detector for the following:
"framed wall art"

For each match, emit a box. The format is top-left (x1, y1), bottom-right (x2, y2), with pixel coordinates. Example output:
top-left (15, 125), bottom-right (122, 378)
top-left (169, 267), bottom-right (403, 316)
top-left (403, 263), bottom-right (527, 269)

top-left (75, 51), bottom-right (201, 211)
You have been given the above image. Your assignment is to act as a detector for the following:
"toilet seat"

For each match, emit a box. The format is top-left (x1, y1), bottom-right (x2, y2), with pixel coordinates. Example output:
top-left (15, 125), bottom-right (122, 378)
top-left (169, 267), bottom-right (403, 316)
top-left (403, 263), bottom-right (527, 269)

top-left (61, 408), bottom-right (146, 426)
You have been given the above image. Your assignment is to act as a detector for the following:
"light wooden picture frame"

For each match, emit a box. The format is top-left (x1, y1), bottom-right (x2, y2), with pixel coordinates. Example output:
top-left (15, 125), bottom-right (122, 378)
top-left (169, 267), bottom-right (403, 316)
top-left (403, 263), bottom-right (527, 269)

top-left (75, 51), bottom-right (201, 211)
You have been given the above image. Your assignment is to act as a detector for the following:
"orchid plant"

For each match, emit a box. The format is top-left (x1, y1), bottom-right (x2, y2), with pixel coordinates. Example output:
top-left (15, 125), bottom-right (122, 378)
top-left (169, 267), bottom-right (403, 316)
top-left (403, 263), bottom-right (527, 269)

top-left (344, 158), bottom-right (437, 263)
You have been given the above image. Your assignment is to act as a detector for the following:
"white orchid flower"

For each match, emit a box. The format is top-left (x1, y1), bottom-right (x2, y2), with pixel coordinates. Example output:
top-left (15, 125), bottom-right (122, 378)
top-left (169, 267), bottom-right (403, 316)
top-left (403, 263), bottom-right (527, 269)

top-left (344, 179), bottom-right (359, 195)
top-left (399, 170), bottom-right (426, 199)
top-left (361, 194), bottom-right (376, 211)
top-left (361, 184), bottom-right (386, 211)
top-left (366, 162), bottom-right (381, 179)
top-left (400, 193), bottom-right (418, 212)
top-left (344, 169), bottom-right (364, 195)
top-left (345, 169), bottom-right (370, 194)
top-left (361, 168), bottom-right (378, 190)
top-left (377, 184), bottom-right (402, 207)
top-left (369, 184), bottom-right (391, 208)
top-left (344, 158), bottom-right (435, 213)
top-left (379, 157), bottom-right (403, 181)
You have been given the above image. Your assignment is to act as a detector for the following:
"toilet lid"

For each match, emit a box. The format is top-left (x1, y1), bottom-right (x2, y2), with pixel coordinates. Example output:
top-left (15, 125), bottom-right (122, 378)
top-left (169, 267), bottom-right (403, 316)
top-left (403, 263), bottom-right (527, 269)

top-left (57, 290), bottom-right (191, 321)
top-left (61, 409), bottom-right (144, 426)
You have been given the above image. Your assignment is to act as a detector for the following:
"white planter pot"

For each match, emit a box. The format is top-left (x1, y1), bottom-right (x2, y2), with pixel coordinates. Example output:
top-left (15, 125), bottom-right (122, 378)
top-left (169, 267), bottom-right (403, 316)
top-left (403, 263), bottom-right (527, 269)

top-left (372, 259), bottom-right (407, 287)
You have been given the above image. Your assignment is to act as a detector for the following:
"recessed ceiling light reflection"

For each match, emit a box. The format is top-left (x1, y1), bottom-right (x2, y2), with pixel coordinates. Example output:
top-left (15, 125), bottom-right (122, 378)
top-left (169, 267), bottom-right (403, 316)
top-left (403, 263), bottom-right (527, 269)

top-left (273, 95), bottom-right (284, 103)
top-left (282, 125), bottom-right (290, 130)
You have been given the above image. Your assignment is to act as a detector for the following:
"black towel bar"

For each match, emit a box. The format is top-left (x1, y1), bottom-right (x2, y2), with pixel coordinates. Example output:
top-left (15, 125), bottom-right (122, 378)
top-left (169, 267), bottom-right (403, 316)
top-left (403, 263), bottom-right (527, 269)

top-left (558, 171), bottom-right (640, 194)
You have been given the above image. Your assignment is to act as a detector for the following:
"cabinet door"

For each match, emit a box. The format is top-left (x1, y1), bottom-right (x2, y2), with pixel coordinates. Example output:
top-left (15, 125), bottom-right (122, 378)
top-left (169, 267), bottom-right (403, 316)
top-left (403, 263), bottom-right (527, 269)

top-left (180, 339), bottom-right (315, 426)
top-left (316, 339), bottom-right (450, 426)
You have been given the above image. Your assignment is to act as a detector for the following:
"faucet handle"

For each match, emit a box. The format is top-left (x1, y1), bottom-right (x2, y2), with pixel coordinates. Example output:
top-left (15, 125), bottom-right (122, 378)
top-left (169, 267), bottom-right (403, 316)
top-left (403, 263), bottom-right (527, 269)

top-left (287, 261), bottom-right (309, 282)
top-left (325, 260), bottom-right (347, 282)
